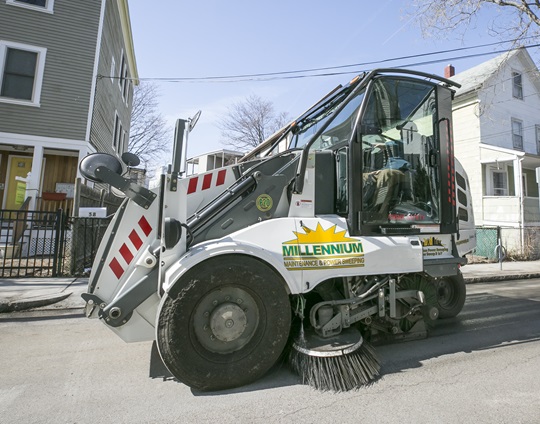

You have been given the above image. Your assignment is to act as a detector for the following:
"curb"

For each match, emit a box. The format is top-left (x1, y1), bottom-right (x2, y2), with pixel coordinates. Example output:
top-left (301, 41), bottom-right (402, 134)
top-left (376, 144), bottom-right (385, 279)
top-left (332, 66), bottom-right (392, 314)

top-left (463, 273), bottom-right (540, 284)
top-left (0, 292), bottom-right (72, 313)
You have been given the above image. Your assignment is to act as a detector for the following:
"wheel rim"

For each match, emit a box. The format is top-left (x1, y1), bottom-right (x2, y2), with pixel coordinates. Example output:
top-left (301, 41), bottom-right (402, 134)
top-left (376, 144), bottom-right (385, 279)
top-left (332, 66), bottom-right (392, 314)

top-left (193, 286), bottom-right (260, 354)
top-left (437, 278), bottom-right (456, 309)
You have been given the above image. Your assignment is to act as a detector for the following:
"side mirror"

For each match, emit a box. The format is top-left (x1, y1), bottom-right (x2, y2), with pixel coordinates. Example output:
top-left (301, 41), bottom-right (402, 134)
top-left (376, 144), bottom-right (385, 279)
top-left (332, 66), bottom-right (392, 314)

top-left (188, 110), bottom-right (202, 132)
top-left (79, 153), bottom-right (156, 209)
top-left (79, 153), bottom-right (123, 183)
top-left (121, 152), bottom-right (141, 167)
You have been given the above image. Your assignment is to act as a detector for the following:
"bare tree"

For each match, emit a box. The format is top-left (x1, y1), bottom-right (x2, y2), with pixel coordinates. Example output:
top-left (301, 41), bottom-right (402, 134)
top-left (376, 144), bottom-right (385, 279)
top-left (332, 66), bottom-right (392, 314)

top-left (129, 82), bottom-right (171, 168)
top-left (218, 94), bottom-right (290, 152)
top-left (407, 1), bottom-right (540, 42)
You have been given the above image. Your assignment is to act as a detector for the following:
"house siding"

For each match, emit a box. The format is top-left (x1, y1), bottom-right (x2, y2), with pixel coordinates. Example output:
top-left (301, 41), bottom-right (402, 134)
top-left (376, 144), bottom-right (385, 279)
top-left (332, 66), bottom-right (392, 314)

top-left (90, 0), bottom-right (134, 156)
top-left (478, 61), bottom-right (540, 155)
top-left (0, 0), bottom-right (102, 141)
top-left (453, 98), bottom-right (483, 224)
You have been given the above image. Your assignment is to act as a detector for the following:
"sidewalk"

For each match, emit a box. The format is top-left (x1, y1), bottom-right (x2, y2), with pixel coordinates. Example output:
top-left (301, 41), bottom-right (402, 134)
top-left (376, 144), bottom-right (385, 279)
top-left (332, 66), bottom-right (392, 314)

top-left (0, 260), bottom-right (539, 314)
top-left (0, 277), bottom-right (88, 314)
top-left (462, 259), bottom-right (540, 283)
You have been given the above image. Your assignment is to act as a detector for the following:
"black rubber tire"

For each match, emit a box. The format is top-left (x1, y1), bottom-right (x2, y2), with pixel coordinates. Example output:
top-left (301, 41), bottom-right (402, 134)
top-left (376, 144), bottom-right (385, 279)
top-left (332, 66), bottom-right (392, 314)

top-left (436, 271), bottom-right (466, 319)
top-left (156, 255), bottom-right (291, 391)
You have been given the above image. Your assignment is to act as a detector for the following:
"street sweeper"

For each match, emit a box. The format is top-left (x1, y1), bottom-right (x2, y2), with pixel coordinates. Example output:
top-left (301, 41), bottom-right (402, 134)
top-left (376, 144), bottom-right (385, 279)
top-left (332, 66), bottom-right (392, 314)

top-left (80, 68), bottom-right (476, 392)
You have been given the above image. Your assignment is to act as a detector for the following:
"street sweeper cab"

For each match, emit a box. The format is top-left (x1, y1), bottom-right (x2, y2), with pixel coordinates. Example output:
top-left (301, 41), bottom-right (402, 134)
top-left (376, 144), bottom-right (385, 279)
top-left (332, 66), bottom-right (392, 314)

top-left (79, 68), bottom-right (476, 392)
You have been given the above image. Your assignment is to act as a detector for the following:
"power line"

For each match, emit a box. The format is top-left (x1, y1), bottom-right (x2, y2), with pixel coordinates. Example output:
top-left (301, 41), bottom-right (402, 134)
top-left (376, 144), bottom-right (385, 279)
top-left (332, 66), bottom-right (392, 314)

top-left (132, 37), bottom-right (540, 84)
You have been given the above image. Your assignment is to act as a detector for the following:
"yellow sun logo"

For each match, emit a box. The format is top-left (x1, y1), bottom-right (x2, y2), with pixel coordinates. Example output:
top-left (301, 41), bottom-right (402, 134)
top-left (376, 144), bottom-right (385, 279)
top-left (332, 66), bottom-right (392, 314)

top-left (284, 223), bottom-right (356, 244)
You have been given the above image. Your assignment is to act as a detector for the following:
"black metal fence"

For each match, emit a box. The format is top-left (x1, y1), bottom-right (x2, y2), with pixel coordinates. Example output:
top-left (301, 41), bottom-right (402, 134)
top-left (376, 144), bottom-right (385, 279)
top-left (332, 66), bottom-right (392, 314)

top-left (0, 209), bottom-right (112, 278)
top-left (65, 216), bottom-right (112, 276)
top-left (0, 209), bottom-right (68, 277)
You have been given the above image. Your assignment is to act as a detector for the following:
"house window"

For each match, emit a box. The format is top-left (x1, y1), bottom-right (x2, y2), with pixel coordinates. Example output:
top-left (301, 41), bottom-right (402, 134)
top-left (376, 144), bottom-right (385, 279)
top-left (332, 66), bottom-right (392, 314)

top-left (121, 128), bottom-right (127, 154)
top-left (124, 79), bottom-right (131, 104)
top-left (492, 169), bottom-right (508, 196)
top-left (110, 56), bottom-right (116, 84)
top-left (118, 54), bottom-right (129, 101)
top-left (113, 113), bottom-right (123, 153)
top-left (511, 118), bottom-right (523, 150)
top-left (536, 125), bottom-right (540, 155)
top-left (6, 0), bottom-right (54, 13)
top-left (16, 0), bottom-right (46, 5)
top-left (512, 71), bottom-right (523, 100)
top-left (0, 41), bottom-right (46, 106)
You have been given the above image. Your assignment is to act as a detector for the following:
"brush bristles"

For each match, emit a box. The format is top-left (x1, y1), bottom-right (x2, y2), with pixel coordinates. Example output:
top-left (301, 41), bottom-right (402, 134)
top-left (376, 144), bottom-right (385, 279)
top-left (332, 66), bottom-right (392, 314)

top-left (289, 342), bottom-right (381, 392)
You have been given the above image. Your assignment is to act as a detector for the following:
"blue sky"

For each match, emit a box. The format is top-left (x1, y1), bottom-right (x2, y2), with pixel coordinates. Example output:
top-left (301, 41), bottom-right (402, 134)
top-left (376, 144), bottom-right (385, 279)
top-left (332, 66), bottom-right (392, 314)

top-left (128, 0), bottom-right (514, 163)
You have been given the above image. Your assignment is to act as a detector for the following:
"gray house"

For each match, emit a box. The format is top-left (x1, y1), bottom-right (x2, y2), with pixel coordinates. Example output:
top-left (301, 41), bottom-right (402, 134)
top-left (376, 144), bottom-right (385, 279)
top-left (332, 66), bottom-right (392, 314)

top-left (0, 0), bottom-right (138, 213)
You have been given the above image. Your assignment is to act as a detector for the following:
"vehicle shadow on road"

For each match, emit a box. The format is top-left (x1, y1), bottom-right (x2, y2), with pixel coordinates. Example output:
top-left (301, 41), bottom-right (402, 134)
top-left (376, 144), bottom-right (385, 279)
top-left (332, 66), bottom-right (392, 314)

top-left (377, 292), bottom-right (540, 375)
top-left (189, 364), bottom-right (300, 396)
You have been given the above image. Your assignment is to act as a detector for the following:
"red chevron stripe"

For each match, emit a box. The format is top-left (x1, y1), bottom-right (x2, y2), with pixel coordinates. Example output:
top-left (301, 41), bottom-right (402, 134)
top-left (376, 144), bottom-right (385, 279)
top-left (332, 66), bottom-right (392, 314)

top-left (109, 257), bottom-right (124, 279)
top-left (129, 229), bottom-right (143, 250)
top-left (119, 243), bottom-right (134, 265)
top-left (187, 177), bottom-right (198, 194)
top-left (138, 216), bottom-right (152, 236)
top-left (216, 169), bottom-right (226, 186)
top-left (202, 173), bottom-right (212, 190)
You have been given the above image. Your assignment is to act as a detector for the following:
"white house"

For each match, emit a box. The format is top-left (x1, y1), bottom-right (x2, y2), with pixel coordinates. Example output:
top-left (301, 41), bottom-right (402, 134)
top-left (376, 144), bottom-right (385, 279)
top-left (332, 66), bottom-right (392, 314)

top-left (449, 48), bottom-right (540, 257)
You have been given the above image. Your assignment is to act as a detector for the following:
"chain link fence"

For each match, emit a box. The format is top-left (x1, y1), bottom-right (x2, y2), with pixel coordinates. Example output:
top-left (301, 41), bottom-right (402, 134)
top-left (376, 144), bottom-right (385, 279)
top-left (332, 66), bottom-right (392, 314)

top-left (469, 226), bottom-right (540, 262)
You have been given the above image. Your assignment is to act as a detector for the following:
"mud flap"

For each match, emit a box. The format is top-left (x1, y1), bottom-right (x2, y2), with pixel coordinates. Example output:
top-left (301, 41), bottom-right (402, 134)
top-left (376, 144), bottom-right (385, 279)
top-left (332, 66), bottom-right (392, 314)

top-left (149, 341), bottom-right (173, 379)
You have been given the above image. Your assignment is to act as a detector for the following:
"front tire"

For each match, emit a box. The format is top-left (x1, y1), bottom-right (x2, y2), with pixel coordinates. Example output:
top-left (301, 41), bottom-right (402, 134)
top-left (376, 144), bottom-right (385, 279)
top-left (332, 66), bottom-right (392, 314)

top-left (436, 271), bottom-right (466, 319)
top-left (156, 255), bottom-right (291, 391)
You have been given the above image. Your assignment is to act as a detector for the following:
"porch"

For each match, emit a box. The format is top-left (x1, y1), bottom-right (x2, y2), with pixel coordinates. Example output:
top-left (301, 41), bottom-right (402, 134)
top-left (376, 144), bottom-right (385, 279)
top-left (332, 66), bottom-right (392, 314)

top-left (482, 196), bottom-right (540, 224)
top-left (0, 144), bottom-right (84, 213)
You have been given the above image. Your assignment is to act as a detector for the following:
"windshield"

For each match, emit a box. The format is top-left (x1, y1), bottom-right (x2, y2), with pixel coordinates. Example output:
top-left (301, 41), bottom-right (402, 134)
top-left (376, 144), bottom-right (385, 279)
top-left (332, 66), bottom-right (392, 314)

top-left (289, 85), bottom-right (365, 151)
top-left (309, 89), bottom-right (365, 151)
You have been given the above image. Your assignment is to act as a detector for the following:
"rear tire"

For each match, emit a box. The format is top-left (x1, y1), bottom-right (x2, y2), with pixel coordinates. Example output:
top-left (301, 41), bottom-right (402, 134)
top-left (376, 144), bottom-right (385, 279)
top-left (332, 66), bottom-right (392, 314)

top-left (156, 255), bottom-right (291, 391)
top-left (436, 271), bottom-right (466, 319)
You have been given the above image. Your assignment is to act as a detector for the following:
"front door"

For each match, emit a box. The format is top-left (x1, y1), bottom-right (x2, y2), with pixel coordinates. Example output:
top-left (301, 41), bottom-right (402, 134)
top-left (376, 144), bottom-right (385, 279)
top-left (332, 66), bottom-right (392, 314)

top-left (4, 156), bottom-right (33, 210)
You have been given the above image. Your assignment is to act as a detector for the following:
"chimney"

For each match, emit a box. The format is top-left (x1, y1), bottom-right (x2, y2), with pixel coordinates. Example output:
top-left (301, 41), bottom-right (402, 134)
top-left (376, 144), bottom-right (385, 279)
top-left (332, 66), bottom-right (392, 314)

top-left (445, 64), bottom-right (455, 78)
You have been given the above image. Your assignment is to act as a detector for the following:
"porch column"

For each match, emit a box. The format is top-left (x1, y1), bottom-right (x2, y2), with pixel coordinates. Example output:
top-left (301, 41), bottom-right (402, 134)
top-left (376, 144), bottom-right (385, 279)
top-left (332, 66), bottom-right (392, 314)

top-left (27, 145), bottom-right (44, 210)
top-left (513, 157), bottom-right (525, 253)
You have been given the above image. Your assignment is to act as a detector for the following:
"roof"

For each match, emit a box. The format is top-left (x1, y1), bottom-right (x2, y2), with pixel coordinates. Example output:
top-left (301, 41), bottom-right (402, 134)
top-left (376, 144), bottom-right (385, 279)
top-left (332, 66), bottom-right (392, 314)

top-left (450, 48), bottom-right (540, 97)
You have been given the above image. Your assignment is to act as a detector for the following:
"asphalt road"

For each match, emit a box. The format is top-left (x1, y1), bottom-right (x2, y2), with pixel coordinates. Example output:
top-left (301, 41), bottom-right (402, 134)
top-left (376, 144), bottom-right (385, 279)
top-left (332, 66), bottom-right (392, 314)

top-left (1, 279), bottom-right (539, 424)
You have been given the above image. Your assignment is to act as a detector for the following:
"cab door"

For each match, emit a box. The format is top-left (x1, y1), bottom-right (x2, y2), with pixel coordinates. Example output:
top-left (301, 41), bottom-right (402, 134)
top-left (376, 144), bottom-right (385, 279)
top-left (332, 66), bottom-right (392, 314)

top-left (350, 76), bottom-right (457, 237)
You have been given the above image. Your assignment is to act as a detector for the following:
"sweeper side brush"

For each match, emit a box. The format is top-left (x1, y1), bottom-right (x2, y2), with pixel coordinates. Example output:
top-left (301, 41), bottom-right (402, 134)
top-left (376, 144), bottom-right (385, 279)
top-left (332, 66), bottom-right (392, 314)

top-left (288, 327), bottom-right (380, 392)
